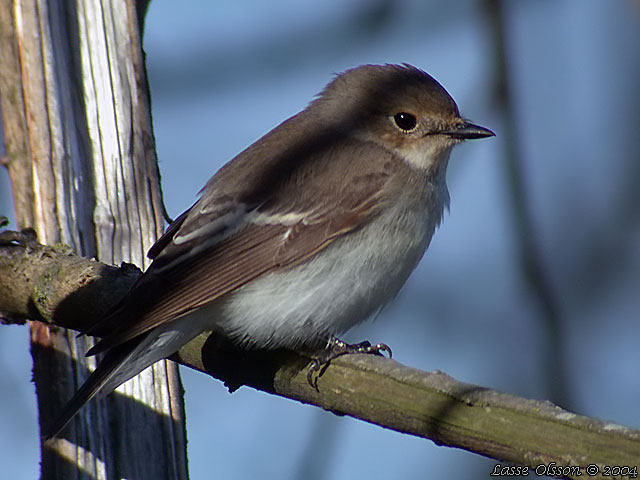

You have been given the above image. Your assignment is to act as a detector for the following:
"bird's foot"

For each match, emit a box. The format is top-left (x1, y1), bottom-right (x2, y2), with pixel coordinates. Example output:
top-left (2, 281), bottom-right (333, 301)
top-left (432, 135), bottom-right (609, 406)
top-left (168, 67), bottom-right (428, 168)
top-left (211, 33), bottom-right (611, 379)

top-left (307, 338), bottom-right (392, 389)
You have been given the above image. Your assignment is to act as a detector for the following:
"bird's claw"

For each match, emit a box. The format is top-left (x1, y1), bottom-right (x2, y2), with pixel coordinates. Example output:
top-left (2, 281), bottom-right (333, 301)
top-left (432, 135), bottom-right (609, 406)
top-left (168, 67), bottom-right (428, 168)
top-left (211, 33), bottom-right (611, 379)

top-left (306, 338), bottom-right (392, 389)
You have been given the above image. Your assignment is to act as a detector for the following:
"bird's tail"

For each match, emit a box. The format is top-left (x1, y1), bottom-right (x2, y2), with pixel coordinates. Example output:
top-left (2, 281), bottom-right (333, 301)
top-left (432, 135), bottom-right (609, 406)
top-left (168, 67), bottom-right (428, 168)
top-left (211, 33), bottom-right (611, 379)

top-left (42, 310), bottom-right (207, 440)
top-left (41, 337), bottom-right (144, 441)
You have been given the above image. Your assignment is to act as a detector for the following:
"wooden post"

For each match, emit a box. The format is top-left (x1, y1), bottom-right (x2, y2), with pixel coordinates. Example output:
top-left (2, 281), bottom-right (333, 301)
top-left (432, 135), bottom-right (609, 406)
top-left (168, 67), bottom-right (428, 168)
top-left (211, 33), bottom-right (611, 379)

top-left (0, 1), bottom-right (189, 478)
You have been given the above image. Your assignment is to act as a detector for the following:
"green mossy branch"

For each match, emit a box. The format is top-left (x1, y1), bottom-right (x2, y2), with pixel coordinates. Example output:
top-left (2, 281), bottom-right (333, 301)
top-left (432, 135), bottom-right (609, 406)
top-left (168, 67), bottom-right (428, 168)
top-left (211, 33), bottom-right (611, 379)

top-left (1, 232), bottom-right (639, 477)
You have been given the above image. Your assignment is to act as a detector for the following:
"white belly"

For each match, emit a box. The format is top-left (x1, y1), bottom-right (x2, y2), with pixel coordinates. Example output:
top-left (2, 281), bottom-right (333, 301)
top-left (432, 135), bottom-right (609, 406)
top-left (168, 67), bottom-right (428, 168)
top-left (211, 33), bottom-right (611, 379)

top-left (214, 195), bottom-right (443, 349)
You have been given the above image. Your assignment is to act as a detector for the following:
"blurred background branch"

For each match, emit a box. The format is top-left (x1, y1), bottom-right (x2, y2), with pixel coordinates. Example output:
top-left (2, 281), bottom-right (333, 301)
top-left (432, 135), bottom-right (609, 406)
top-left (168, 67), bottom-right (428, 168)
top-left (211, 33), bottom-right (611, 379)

top-left (485, 0), bottom-right (569, 407)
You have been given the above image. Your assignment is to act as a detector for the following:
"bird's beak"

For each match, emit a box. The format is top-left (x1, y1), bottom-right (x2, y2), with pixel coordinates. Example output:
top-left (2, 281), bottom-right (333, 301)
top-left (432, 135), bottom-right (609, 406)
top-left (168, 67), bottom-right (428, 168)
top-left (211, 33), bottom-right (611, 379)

top-left (441, 121), bottom-right (495, 140)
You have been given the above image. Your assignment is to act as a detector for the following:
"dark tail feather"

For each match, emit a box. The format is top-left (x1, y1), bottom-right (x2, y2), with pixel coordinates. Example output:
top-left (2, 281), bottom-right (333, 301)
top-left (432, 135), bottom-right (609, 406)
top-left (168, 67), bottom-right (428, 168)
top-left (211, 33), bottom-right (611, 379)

top-left (41, 340), bottom-right (139, 441)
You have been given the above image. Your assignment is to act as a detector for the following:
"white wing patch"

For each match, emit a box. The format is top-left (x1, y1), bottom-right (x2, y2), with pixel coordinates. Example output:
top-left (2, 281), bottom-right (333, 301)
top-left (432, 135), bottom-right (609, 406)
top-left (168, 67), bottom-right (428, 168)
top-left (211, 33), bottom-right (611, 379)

top-left (249, 210), bottom-right (312, 226)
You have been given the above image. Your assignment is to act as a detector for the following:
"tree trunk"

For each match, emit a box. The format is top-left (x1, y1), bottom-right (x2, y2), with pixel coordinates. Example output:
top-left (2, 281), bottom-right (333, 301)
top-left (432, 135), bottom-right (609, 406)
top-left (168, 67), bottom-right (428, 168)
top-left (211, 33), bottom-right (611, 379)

top-left (0, 1), bottom-right (188, 478)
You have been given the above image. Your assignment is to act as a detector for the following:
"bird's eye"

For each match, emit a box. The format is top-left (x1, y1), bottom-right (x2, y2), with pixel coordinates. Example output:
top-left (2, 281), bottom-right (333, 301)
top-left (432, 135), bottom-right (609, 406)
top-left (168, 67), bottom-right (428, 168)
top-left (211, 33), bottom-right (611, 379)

top-left (393, 112), bottom-right (417, 132)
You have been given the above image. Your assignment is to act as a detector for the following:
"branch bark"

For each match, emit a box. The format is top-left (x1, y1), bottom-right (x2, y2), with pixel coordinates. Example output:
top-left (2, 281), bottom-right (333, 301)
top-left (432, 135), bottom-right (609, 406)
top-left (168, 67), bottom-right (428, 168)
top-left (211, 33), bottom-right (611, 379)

top-left (1, 233), bottom-right (639, 478)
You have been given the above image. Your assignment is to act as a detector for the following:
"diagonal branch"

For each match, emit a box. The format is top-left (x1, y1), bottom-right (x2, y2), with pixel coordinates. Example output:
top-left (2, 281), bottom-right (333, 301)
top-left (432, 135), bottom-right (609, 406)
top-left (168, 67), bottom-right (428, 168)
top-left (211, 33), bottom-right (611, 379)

top-left (1, 230), bottom-right (639, 477)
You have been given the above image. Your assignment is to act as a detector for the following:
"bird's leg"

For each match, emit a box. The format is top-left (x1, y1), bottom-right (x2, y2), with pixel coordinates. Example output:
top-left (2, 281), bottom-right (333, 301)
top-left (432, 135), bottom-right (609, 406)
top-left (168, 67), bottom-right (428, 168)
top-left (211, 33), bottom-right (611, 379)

top-left (306, 337), bottom-right (392, 388)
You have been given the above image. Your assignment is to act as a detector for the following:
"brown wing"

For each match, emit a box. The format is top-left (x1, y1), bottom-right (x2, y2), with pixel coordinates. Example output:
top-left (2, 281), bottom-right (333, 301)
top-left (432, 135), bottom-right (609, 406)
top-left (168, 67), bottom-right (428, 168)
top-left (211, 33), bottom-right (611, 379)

top-left (87, 128), bottom-right (402, 355)
top-left (87, 192), bottom-right (382, 355)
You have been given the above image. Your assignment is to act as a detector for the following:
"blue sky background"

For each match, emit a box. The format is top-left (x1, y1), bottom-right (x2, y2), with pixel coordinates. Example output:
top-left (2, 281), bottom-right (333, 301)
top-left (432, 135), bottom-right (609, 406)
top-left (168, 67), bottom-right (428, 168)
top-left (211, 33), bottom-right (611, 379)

top-left (1, 1), bottom-right (639, 478)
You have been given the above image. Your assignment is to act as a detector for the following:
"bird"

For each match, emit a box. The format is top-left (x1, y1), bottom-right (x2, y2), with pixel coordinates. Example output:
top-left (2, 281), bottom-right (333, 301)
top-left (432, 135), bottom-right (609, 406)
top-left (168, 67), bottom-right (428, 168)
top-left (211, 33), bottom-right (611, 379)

top-left (43, 63), bottom-right (494, 439)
